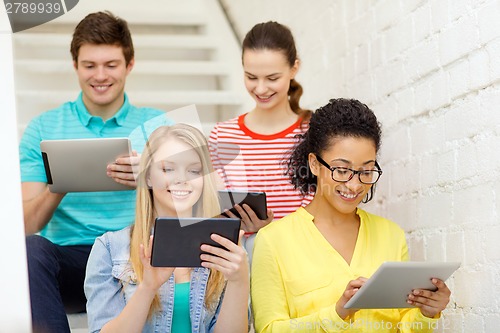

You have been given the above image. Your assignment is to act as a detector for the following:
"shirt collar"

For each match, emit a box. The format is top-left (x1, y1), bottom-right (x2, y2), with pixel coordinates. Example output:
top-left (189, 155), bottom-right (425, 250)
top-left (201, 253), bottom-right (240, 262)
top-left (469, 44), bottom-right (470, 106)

top-left (75, 92), bottom-right (131, 127)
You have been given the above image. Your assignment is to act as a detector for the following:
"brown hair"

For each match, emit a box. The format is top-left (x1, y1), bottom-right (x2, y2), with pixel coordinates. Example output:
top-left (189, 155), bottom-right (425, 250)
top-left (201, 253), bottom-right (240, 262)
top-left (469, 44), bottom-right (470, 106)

top-left (70, 11), bottom-right (134, 66)
top-left (242, 21), bottom-right (311, 120)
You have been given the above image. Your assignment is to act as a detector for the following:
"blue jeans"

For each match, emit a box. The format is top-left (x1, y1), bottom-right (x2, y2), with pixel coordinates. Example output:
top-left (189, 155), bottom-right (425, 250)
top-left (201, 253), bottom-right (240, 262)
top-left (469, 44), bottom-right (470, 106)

top-left (26, 235), bottom-right (92, 333)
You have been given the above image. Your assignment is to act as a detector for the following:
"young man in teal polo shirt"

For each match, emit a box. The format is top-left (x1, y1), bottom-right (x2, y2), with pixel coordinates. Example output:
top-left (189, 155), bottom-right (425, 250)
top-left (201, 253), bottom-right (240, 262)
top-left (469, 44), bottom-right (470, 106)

top-left (19, 12), bottom-right (172, 333)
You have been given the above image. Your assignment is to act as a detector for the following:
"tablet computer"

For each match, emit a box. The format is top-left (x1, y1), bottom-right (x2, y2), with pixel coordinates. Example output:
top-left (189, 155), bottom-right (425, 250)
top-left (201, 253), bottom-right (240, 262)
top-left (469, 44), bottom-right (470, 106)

top-left (218, 190), bottom-right (268, 220)
top-left (344, 261), bottom-right (460, 309)
top-left (40, 137), bottom-right (132, 193)
top-left (150, 217), bottom-right (241, 267)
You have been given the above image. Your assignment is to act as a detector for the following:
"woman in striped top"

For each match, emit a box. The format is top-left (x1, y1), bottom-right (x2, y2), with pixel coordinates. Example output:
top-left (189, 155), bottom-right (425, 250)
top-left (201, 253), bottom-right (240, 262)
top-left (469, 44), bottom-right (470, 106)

top-left (209, 21), bottom-right (312, 236)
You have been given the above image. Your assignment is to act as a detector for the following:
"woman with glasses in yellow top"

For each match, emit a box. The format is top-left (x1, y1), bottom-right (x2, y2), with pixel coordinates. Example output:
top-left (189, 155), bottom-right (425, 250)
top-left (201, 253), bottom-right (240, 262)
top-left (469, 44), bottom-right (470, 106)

top-left (251, 98), bottom-right (452, 332)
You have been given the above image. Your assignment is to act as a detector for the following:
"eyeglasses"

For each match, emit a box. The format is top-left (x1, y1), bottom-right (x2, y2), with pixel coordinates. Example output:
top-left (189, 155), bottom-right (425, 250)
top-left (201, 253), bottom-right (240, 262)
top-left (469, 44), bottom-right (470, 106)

top-left (315, 155), bottom-right (383, 184)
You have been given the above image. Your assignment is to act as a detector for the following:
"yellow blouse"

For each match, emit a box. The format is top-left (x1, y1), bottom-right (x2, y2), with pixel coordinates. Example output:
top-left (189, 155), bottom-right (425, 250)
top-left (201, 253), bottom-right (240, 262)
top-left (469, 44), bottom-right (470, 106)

top-left (251, 207), bottom-right (439, 333)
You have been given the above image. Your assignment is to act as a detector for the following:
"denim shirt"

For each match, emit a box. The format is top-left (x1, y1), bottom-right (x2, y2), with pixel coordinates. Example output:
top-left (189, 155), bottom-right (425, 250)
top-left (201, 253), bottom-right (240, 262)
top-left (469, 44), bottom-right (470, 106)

top-left (84, 227), bottom-right (223, 333)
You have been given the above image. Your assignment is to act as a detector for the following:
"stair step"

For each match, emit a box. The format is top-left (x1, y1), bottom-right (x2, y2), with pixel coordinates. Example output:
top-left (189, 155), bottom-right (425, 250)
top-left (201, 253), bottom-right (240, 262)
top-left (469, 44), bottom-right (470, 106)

top-left (14, 34), bottom-right (218, 49)
top-left (24, 22), bottom-right (206, 35)
top-left (37, 2), bottom-right (209, 28)
top-left (130, 91), bottom-right (244, 105)
top-left (15, 60), bottom-right (231, 76)
top-left (16, 90), bottom-right (244, 106)
top-left (13, 34), bottom-right (218, 61)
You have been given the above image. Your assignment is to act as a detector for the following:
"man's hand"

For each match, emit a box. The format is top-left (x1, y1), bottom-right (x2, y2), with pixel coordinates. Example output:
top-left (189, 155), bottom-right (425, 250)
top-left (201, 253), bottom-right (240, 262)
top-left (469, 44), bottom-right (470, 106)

top-left (107, 150), bottom-right (141, 188)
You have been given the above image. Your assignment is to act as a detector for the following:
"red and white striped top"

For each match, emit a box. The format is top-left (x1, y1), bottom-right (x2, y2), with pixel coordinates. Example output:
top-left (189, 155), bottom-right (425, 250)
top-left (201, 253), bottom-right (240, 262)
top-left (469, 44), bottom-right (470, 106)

top-left (209, 114), bottom-right (312, 220)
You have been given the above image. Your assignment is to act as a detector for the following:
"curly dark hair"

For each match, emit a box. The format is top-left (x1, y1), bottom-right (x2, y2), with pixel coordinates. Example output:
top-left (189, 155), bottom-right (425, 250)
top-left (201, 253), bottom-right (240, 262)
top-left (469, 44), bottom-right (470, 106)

top-left (286, 98), bottom-right (382, 202)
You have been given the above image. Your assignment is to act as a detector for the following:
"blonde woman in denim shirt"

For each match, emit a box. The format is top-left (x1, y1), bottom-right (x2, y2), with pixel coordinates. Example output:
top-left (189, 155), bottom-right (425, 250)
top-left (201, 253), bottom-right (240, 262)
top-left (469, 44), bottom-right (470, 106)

top-left (85, 124), bottom-right (249, 333)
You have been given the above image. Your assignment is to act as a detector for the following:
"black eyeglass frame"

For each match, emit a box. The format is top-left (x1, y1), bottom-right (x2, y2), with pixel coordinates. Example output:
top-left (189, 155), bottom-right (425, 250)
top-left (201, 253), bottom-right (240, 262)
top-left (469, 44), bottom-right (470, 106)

top-left (315, 155), bottom-right (383, 184)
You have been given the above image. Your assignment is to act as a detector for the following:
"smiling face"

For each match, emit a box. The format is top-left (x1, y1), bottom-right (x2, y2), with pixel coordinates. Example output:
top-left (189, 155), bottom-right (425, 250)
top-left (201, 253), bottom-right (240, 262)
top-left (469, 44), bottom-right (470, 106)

top-left (147, 137), bottom-right (204, 218)
top-left (309, 136), bottom-right (378, 216)
top-left (242, 49), bottom-right (298, 112)
top-left (74, 43), bottom-right (134, 117)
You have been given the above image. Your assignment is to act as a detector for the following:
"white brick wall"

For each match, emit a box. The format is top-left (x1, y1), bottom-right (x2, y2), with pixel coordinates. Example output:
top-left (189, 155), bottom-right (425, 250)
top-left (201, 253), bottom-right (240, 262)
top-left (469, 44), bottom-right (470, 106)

top-left (221, 0), bottom-right (500, 331)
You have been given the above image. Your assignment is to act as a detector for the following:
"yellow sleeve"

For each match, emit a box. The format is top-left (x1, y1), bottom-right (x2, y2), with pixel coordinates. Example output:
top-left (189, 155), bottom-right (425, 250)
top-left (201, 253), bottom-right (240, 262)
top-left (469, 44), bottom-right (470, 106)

top-left (401, 235), bottom-right (409, 262)
top-left (251, 232), bottom-right (351, 333)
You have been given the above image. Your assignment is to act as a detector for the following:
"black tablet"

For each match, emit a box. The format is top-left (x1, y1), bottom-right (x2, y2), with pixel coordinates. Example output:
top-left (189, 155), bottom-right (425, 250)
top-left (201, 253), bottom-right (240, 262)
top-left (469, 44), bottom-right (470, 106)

top-left (150, 217), bottom-right (241, 267)
top-left (218, 190), bottom-right (268, 220)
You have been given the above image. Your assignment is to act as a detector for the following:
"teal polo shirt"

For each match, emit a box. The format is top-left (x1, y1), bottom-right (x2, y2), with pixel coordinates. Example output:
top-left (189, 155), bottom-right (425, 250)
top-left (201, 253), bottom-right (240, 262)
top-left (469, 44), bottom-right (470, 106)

top-left (19, 93), bottom-right (173, 246)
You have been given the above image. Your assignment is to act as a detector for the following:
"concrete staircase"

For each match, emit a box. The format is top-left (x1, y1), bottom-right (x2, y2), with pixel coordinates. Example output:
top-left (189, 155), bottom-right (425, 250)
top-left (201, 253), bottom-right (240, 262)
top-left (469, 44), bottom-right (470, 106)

top-left (13, 0), bottom-right (251, 140)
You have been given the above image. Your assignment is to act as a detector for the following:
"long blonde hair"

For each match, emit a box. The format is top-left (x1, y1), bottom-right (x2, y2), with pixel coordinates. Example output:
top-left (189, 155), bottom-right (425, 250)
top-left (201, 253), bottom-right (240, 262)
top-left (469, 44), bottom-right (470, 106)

top-left (129, 124), bottom-right (225, 315)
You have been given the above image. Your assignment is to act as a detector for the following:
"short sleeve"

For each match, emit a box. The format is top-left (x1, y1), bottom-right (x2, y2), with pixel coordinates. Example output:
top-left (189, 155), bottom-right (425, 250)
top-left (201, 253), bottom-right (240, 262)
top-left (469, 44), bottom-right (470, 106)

top-left (19, 117), bottom-right (47, 183)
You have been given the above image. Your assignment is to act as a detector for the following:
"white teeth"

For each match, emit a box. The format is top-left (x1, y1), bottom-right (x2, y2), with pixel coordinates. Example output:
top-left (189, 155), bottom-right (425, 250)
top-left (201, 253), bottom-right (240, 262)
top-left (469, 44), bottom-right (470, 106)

top-left (93, 85), bottom-right (111, 91)
top-left (169, 190), bottom-right (190, 196)
top-left (340, 192), bottom-right (357, 199)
